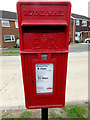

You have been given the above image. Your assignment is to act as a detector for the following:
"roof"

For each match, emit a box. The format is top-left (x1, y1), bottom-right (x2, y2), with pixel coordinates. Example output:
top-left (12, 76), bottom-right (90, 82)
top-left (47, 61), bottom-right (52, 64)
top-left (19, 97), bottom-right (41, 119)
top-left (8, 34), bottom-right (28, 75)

top-left (71, 13), bottom-right (90, 21)
top-left (0, 10), bottom-right (17, 20)
top-left (0, 10), bottom-right (90, 21)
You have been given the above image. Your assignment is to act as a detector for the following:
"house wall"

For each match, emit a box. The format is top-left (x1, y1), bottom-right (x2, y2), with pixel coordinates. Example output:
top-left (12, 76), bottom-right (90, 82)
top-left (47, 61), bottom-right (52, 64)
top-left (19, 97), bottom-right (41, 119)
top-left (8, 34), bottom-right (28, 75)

top-left (82, 21), bottom-right (90, 39)
top-left (70, 18), bottom-right (73, 42)
top-left (76, 20), bottom-right (89, 32)
top-left (88, 22), bottom-right (90, 38)
top-left (82, 32), bottom-right (88, 39)
top-left (88, 31), bottom-right (90, 38)
top-left (70, 18), bottom-right (75, 42)
top-left (75, 20), bottom-right (90, 39)
top-left (2, 20), bottom-right (19, 48)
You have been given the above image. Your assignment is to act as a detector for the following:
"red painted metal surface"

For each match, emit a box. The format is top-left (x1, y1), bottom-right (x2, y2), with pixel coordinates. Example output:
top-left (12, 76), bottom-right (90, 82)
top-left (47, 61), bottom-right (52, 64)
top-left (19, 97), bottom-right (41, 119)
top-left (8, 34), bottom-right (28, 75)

top-left (17, 0), bottom-right (71, 109)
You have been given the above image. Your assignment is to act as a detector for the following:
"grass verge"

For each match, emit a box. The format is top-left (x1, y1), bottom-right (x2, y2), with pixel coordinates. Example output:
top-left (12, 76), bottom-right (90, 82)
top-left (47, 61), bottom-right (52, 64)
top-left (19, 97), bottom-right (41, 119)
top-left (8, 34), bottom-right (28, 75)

top-left (50, 112), bottom-right (56, 118)
top-left (1, 104), bottom-right (88, 119)
top-left (19, 110), bottom-right (31, 118)
top-left (2, 48), bottom-right (20, 51)
top-left (0, 52), bottom-right (20, 56)
top-left (66, 104), bottom-right (87, 118)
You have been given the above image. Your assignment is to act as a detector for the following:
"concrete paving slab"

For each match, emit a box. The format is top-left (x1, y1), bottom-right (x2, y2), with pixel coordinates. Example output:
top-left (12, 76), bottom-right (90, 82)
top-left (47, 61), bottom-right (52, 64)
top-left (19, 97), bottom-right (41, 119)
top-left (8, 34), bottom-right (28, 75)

top-left (66, 52), bottom-right (88, 104)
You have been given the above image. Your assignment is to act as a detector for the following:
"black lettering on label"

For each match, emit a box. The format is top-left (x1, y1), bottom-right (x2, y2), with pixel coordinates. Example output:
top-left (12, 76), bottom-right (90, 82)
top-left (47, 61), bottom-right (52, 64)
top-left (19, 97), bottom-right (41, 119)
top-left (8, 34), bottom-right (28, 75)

top-left (38, 76), bottom-right (48, 79)
top-left (41, 77), bottom-right (48, 79)
top-left (40, 68), bottom-right (47, 70)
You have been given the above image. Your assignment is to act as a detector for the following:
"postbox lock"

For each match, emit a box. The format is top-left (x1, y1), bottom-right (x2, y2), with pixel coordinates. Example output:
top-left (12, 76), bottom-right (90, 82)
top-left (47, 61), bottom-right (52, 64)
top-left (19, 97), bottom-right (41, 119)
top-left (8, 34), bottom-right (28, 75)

top-left (41, 54), bottom-right (48, 60)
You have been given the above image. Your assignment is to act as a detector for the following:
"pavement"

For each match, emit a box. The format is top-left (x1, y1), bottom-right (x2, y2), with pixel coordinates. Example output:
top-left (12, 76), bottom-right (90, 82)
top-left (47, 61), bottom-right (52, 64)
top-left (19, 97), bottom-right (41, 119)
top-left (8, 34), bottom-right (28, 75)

top-left (0, 50), bottom-right (88, 110)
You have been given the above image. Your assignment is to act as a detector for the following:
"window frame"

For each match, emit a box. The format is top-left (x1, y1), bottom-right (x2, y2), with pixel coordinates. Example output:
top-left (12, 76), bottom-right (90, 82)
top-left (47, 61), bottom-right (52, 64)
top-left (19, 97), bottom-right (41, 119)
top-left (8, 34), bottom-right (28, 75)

top-left (76, 19), bottom-right (80, 26)
top-left (2, 20), bottom-right (10, 27)
top-left (82, 20), bottom-right (87, 27)
top-left (4, 35), bottom-right (15, 42)
top-left (15, 21), bottom-right (18, 28)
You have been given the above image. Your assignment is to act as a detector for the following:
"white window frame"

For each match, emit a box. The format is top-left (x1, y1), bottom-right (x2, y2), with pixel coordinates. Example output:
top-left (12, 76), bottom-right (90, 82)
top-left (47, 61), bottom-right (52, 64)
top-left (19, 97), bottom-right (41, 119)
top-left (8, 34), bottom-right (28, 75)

top-left (82, 20), bottom-right (87, 27)
top-left (15, 21), bottom-right (18, 28)
top-left (76, 19), bottom-right (80, 26)
top-left (4, 35), bottom-right (15, 42)
top-left (2, 20), bottom-right (10, 27)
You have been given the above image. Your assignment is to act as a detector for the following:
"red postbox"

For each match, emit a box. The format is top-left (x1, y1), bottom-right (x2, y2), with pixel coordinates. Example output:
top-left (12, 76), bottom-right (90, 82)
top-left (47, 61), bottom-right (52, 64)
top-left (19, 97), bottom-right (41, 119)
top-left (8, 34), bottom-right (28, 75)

top-left (17, 0), bottom-right (71, 109)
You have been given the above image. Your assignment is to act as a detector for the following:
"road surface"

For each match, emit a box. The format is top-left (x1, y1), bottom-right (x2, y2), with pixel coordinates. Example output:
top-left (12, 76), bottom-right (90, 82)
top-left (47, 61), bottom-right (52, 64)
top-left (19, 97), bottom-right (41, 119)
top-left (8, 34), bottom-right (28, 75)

top-left (0, 43), bottom-right (89, 53)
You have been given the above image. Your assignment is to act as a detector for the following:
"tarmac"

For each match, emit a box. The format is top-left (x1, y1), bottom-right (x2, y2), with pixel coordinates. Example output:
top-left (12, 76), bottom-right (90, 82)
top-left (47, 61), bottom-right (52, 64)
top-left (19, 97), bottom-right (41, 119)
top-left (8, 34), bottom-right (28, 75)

top-left (0, 51), bottom-right (88, 110)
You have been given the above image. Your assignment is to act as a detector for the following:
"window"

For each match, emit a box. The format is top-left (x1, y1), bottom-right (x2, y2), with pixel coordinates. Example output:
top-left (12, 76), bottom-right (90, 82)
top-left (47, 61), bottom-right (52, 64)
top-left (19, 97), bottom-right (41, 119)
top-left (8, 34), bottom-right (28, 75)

top-left (82, 20), bottom-right (87, 27)
top-left (76, 20), bottom-right (80, 26)
top-left (4, 35), bottom-right (15, 42)
top-left (2, 20), bottom-right (10, 27)
top-left (15, 21), bottom-right (18, 28)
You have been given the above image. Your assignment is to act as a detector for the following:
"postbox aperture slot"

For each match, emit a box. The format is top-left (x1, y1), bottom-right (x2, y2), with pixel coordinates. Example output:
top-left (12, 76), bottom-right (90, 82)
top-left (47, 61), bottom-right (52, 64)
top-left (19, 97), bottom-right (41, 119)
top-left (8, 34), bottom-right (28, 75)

top-left (22, 26), bottom-right (66, 32)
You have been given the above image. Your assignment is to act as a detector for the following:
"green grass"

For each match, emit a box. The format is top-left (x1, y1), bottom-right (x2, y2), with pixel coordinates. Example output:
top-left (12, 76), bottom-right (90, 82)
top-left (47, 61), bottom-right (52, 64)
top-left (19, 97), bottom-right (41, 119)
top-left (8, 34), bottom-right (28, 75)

top-left (62, 105), bottom-right (66, 110)
top-left (1, 104), bottom-right (88, 119)
top-left (1, 110), bottom-right (31, 119)
top-left (1, 52), bottom-right (20, 54)
top-left (50, 112), bottom-right (56, 118)
top-left (89, 102), bottom-right (90, 118)
top-left (89, 102), bottom-right (90, 108)
top-left (2, 112), bottom-right (9, 118)
top-left (75, 39), bottom-right (85, 43)
top-left (1, 118), bottom-right (15, 120)
top-left (60, 111), bottom-right (63, 114)
top-left (2, 118), bottom-right (22, 120)
top-left (19, 110), bottom-right (31, 118)
top-left (66, 104), bottom-right (86, 118)
top-left (56, 114), bottom-right (64, 118)
top-left (2, 48), bottom-right (20, 51)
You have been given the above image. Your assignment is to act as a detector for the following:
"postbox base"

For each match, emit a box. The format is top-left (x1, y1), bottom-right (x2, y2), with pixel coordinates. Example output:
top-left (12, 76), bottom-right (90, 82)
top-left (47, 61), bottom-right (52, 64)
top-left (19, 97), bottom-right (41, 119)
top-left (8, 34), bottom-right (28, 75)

top-left (26, 104), bottom-right (65, 109)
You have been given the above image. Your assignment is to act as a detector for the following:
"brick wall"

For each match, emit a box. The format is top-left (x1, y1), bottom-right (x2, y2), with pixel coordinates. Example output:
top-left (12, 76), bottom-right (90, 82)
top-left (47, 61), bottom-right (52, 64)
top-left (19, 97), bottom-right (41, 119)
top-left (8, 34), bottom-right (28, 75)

top-left (70, 18), bottom-right (76, 42)
top-left (76, 20), bottom-right (89, 32)
top-left (70, 18), bottom-right (73, 42)
top-left (88, 32), bottom-right (90, 38)
top-left (0, 20), bottom-right (2, 47)
top-left (1, 20), bottom-right (19, 48)
top-left (82, 32), bottom-right (88, 39)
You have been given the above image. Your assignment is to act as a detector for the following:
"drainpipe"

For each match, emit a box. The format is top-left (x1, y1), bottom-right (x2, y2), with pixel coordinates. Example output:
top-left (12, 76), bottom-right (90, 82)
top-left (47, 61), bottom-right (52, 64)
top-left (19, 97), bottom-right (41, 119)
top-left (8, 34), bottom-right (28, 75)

top-left (73, 19), bottom-right (76, 42)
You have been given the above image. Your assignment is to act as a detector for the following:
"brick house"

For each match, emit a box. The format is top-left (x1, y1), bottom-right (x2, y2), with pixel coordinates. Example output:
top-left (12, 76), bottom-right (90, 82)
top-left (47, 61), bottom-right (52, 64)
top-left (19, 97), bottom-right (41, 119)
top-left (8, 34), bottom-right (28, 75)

top-left (0, 10), bottom-right (19, 48)
top-left (70, 13), bottom-right (90, 42)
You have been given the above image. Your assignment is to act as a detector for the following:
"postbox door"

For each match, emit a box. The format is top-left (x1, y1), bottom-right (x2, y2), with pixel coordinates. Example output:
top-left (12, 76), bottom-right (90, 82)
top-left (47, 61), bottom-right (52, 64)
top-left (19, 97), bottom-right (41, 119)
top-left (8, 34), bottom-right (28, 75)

top-left (28, 54), bottom-right (59, 105)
